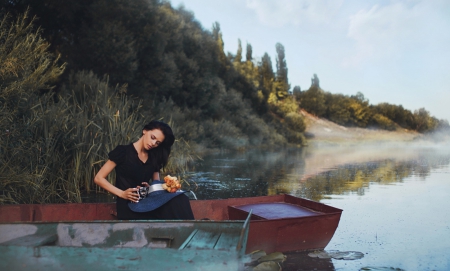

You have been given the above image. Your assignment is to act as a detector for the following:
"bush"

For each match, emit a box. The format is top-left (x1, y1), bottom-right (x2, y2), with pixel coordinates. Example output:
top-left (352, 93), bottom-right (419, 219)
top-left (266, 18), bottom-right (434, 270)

top-left (200, 119), bottom-right (249, 149)
top-left (371, 114), bottom-right (397, 131)
top-left (285, 112), bottom-right (306, 132)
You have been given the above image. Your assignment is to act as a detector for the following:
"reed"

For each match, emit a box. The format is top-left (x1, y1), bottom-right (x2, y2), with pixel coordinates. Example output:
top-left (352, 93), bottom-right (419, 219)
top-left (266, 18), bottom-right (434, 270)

top-left (1, 69), bottom-right (196, 204)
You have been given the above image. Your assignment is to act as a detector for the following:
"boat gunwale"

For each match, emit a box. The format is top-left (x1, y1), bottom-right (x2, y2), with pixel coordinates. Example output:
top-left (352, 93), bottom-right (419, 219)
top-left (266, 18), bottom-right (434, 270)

top-left (0, 219), bottom-right (250, 225)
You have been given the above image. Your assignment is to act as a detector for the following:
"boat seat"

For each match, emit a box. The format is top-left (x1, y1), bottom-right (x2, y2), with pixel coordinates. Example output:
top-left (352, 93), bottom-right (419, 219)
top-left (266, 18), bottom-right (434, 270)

top-left (178, 230), bottom-right (239, 251)
top-left (213, 232), bottom-right (240, 251)
top-left (0, 233), bottom-right (57, 247)
top-left (229, 202), bottom-right (320, 220)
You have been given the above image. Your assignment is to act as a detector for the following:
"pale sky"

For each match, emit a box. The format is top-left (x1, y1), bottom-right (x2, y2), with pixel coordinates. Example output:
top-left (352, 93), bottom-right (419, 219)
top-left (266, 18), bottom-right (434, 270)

top-left (169, 0), bottom-right (450, 122)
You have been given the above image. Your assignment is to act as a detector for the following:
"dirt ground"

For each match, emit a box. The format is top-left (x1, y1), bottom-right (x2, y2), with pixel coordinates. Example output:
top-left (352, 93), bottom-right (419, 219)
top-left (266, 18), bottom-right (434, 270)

top-left (301, 110), bottom-right (421, 145)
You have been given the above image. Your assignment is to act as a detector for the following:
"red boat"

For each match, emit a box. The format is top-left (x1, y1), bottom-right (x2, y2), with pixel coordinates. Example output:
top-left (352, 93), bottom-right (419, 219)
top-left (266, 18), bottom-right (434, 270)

top-left (0, 194), bottom-right (342, 253)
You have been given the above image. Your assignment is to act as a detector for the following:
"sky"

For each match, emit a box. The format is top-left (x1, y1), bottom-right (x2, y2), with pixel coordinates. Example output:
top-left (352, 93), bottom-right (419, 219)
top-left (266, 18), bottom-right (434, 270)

top-left (169, 0), bottom-right (450, 122)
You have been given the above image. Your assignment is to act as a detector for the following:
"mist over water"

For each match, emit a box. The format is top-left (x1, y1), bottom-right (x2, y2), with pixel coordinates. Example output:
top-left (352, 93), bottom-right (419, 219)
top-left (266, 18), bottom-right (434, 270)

top-left (187, 141), bottom-right (450, 270)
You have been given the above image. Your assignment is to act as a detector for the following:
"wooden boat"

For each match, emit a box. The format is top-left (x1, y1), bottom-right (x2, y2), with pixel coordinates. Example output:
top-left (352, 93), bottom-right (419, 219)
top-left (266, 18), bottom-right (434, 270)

top-left (0, 214), bottom-right (251, 271)
top-left (0, 194), bottom-right (342, 254)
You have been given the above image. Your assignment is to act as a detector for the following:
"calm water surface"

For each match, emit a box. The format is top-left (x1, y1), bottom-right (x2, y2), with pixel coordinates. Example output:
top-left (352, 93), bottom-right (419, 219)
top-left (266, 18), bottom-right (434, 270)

top-left (186, 142), bottom-right (450, 271)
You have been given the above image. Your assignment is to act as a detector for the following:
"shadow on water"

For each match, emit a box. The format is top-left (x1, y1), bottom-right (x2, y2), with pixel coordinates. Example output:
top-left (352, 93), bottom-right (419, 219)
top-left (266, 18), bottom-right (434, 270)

top-left (281, 251), bottom-right (335, 271)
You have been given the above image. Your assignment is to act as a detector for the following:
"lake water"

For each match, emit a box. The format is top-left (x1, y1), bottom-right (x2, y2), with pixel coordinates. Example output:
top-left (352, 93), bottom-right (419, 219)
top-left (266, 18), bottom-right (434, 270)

top-left (186, 142), bottom-right (450, 271)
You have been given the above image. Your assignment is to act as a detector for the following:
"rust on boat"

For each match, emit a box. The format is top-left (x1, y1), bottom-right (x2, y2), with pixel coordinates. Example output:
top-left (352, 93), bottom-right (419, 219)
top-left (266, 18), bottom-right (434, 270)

top-left (0, 194), bottom-right (342, 253)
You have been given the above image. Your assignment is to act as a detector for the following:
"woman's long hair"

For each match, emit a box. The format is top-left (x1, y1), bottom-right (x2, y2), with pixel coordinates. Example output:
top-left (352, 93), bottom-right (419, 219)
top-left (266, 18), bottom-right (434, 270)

top-left (143, 120), bottom-right (175, 171)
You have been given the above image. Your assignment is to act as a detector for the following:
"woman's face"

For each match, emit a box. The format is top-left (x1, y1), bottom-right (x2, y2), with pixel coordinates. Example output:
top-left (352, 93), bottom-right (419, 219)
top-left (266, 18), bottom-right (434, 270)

top-left (142, 129), bottom-right (165, 150)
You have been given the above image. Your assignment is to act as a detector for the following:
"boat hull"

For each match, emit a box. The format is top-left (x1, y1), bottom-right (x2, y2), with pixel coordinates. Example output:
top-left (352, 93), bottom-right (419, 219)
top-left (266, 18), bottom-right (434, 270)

top-left (0, 219), bottom-right (251, 271)
top-left (0, 194), bottom-right (342, 253)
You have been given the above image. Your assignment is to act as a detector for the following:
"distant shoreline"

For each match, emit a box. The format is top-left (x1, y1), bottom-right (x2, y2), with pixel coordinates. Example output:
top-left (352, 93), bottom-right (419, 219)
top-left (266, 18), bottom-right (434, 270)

top-left (301, 110), bottom-right (422, 144)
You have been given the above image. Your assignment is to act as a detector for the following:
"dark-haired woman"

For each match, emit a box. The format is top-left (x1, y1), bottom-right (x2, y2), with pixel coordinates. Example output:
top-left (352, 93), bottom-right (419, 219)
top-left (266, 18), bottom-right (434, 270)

top-left (94, 120), bottom-right (194, 220)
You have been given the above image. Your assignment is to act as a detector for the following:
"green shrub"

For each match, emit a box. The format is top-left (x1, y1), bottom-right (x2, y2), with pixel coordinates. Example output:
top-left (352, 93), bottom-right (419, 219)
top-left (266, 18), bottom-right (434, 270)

top-left (371, 114), bottom-right (397, 131)
top-left (285, 112), bottom-right (306, 132)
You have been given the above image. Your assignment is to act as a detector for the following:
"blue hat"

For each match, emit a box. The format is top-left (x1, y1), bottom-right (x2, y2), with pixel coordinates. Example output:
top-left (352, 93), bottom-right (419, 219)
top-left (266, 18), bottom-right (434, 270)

top-left (128, 180), bottom-right (186, 212)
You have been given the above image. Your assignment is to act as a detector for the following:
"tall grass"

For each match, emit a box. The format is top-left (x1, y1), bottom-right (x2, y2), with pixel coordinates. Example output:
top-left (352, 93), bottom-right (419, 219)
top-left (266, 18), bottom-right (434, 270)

top-left (1, 68), bottom-right (195, 204)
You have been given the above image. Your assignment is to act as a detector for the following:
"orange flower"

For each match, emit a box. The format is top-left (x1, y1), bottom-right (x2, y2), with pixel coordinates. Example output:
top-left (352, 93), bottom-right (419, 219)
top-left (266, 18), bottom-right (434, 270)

top-left (162, 175), bottom-right (181, 193)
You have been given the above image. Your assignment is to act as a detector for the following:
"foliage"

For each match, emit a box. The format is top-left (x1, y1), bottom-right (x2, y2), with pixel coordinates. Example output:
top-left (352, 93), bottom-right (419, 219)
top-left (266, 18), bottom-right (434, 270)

top-left (274, 43), bottom-right (289, 99)
top-left (285, 112), bottom-right (306, 133)
top-left (0, 11), bottom-right (66, 203)
top-left (371, 113), bottom-right (397, 131)
top-left (297, 75), bottom-right (443, 132)
top-left (298, 85), bottom-right (327, 117)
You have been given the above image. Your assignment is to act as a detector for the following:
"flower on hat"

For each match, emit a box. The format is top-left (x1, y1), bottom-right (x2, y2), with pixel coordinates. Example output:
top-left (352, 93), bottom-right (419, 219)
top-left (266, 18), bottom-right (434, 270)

top-left (163, 175), bottom-right (182, 193)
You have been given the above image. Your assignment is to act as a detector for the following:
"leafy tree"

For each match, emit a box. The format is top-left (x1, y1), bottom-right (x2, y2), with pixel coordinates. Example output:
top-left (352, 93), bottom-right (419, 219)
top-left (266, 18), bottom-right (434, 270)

top-left (311, 74), bottom-right (320, 88)
top-left (292, 85), bottom-right (301, 101)
top-left (246, 42), bottom-right (253, 61)
top-left (325, 94), bottom-right (351, 125)
top-left (258, 52), bottom-right (274, 104)
top-left (274, 43), bottom-right (289, 98)
top-left (413, 108), bottom-right (438, 133)
top-left (298, 85), bottom-right (326, 117)
top-left (212, 21), bottom-right (227, 66)
top-left (235, 39), bottom-right (242, 63)
top-left (351, 91), bottom-right (368, 104)
top-left (346, 99), bottom-right (372, 127)
top-left (371, 114), bottom-right (397, 130)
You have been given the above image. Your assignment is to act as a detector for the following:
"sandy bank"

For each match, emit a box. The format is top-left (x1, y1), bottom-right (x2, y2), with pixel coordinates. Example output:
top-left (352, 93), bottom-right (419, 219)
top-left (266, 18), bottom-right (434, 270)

top-left (301, 110), bottom-right (421, 144)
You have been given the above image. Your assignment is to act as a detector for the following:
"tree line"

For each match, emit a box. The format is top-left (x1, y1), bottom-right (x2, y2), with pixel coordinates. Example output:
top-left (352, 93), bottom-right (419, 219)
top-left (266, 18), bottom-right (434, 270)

top-left (295, 79), bottom-right (448, 133)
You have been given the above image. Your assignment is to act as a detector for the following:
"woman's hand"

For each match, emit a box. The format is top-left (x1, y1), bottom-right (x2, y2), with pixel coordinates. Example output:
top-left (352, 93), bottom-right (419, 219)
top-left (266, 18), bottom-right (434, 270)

top-left (121, 188), bottom-right (140, 203)
top-left (141, 182), bottom-right (150, 188)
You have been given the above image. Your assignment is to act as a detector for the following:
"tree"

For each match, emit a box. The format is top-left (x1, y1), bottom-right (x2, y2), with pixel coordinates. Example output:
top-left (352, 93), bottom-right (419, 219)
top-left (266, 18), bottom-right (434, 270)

top-left (274, 43), bottom-right (289, 98)
top-left (413, 108), bottom-right (437, 132)
top-left (311, 74), bottom-right (320, 88)
top-left (351, 92), bottom-right (368, 104)
top-left (275, 43), bottom-right (288, 84)
top-left (235, 39), bottom-right (242, 63)
top-left (246, 42), bottom-right (253, 61)
top-left (212, 22), bottom-right (226, 63)
top-left (292, 85), bottom-right (301, 100)
top-left (298, 85), bottom-right (326, 117)
top-left (259, 52), bottom-right (274, 100)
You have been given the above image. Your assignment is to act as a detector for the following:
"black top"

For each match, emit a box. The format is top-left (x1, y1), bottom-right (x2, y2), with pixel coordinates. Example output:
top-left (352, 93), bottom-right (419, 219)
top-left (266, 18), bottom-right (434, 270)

top-left (108, 144), bottom-right (160, 219)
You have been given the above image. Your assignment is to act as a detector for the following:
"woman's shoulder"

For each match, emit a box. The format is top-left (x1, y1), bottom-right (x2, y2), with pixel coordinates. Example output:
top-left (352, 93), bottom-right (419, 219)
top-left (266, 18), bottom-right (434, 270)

top-left (108, 144), bottom-right (133, 163)
top-left (110, 144), bottom-right (133, 153)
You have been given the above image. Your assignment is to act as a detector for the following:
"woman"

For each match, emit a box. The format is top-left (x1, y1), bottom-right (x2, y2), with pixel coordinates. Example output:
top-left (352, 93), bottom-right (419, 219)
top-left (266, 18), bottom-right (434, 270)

top-left (94, 120), bottom-right (194, 220)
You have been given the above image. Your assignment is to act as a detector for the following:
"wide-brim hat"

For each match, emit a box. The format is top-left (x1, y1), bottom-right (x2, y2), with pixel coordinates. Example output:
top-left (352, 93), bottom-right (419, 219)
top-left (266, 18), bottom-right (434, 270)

top-left (128, 180), bottom-right (186, 212)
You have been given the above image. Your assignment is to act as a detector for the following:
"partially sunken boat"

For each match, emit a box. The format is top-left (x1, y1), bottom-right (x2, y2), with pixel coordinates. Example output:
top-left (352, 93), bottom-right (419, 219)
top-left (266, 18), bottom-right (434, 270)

top-left (0, 214), bottom-right (251, 270)
top-left (0, 194), bottom-right (343, 254)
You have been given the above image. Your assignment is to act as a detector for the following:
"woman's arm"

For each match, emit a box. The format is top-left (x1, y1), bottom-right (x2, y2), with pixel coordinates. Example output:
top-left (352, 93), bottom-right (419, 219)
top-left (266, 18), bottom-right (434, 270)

top-left (94, 160), bottom-right (140, 203)
top-left (153, 171), bottom-right (160, 181)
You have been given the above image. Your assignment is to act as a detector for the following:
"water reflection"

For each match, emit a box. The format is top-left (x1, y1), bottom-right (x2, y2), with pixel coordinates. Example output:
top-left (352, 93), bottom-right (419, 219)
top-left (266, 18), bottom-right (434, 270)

top-left (186, 148), bottom-right (307, 199)
top-left (187, 144), bottom-right (450, 201)
top-left (187, 143), bottom-right (450, 270)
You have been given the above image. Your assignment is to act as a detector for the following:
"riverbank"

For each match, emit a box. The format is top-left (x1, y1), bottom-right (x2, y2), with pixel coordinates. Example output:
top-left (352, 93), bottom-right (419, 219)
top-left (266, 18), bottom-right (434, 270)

top-left (301, 110), bottom-right (422, 145)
